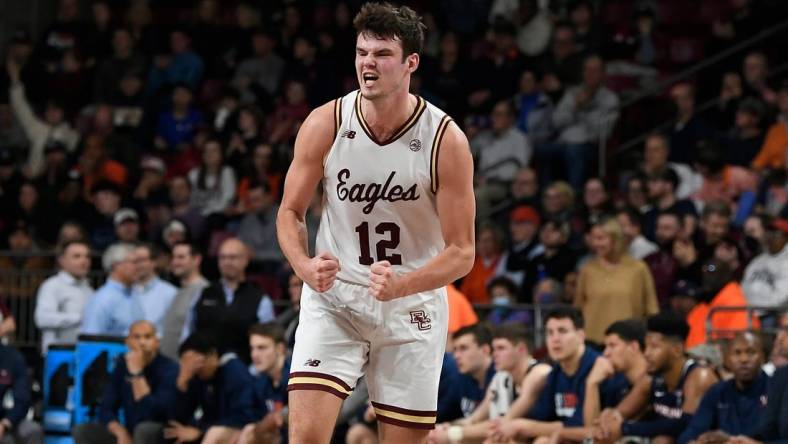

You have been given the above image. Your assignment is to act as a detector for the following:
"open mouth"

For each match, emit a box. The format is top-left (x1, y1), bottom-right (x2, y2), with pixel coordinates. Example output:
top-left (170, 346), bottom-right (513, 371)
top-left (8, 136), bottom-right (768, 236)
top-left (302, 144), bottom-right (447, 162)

top-left (362, 73), bottom-right (379, 86)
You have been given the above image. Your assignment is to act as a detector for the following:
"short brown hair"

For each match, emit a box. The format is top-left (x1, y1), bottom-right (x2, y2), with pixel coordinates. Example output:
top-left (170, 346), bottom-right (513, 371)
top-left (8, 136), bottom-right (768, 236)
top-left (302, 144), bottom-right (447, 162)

top-left (493, 323), bottom-right (533, 351)
top-left (249, 322), bottom-right (285, 344)
top-left (353, 2), bottom-right (426, 58)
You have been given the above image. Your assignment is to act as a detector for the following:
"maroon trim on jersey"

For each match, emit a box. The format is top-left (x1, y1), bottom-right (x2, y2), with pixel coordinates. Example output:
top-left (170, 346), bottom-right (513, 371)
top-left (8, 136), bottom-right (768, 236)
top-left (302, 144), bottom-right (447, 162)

top-left (375, 415), bottom-right (435, 430)
top-left (333, 98), bottom-right (342, 140)
top-left (430, 116), bottom-right (452, 193)
top-left (286, 383), bottom-right (350, 400)
top-left (370, 401), bottom-right (437, 417)
top-left (354, 91), bottom-right (426, 146)
top-left (289, 371), bottom-right (353, 391)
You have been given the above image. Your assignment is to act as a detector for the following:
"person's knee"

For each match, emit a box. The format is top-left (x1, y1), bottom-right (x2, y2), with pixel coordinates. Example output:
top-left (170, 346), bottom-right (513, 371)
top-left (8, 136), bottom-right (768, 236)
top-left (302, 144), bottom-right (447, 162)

top-left (202, 426), bottom-right (239, 444)
top-left (132, 422), bottom-right (163, 444)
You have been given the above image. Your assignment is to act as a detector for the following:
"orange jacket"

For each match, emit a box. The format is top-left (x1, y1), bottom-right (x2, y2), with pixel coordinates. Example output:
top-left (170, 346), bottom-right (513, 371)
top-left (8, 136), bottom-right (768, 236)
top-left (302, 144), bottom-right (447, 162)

top-left (686, 282), bottom-right (760, 348)
top-left (447, 284), bottom-right (479, 334)
top-left (752, 121), bottom-right (788, 170)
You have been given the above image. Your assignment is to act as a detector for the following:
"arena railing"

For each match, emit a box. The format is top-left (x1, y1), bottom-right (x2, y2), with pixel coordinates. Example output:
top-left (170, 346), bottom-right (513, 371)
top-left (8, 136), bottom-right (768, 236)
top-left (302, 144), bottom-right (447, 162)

top-left (705, 305), bottom-right (786, 340)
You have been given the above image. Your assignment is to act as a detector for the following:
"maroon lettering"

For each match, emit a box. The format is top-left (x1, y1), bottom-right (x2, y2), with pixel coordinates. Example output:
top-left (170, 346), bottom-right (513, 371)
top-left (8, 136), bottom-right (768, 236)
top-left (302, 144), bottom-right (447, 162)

top-left (336, 168), bottom-right (420, 214)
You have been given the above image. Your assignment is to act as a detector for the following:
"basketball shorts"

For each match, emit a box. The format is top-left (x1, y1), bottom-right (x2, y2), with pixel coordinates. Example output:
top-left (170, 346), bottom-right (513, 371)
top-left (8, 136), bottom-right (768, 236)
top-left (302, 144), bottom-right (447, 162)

top-left (288, 279), bottom-right (448, 429)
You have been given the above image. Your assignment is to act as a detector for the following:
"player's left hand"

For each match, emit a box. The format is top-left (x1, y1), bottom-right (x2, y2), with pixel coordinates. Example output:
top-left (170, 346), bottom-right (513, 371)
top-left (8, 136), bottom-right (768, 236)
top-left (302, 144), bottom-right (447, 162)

top-left (369, 261), bottom-right (402, 301)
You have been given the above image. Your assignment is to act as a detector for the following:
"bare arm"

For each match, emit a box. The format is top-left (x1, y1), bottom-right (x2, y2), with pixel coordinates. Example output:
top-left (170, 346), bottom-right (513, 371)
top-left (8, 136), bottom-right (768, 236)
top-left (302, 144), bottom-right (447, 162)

top-left (611, 374), bottom-right (652, 419)
top-left (504, 363), bottom-right (552, 419)
top-left (683, 368), bottom-right (719, 414)
top-left (276, 102), bottom-right (339, 291)
top-left (583, 357), bottom-right (615, 425)
top-left (376, 123), bottom-right (476, 299)
top-left (463, 381), bottom-right (494, 425)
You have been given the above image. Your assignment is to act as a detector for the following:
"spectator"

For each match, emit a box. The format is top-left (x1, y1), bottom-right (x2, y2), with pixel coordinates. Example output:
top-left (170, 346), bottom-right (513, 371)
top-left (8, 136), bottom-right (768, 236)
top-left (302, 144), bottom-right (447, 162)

top-left (77, 135), bottom-right (128, 193)
top-left (161, 242), bottom-right (208, 360)
top-left (132, 244), bottom-right (177, 334)
top-left (575, 217), bottom-right (658, 344)
top-left (678, 331), bottom-right (769, 444)
top-left (0, 224), bottom-right (51, 298)
top-left (741, 217), bottom-right (788, 312)
top-left (132, 157), bottom-right (168, 206)
top-left (722, 98), bottom-right (766, 167)
top-left (168, 175), bottom-right (206, 241)
top-left (237, 181), bottom-right (283, 266)
top-left (184, 238), bottom-right (274, 363)
top-left (440, 324), bottom-right (496, 422)
top-left (741, 52), bottom-right (777, 106)
top-left (523, 217), bottom-right (579, 298)
top-left (0, 342), bottom-right (44, 443)
top-left (81, 243), bottom-right (142, 336)
top-left (224, 105), bottom-right (265, 172)
top-left (237, 323), bottom-right (291, 444)
top-left (232, 30), bottom-right (284, 106)
top-left (642, 167), bottom-right (699, 241)
top-left (623, 174), bottom-right (650, 214)
top-left (93, 27), bottom-right (146, 102)
top-left (617, 208), bottom-right (658, 259)
top-left (6, 59), bottom-right (80, 178)
top-left (73, 320), bottom-right (177, 444)
top-left (113, 208), bottom-right (140, 244)
top-left (595, 312), bottom-right (719, 442)
top-left (645, 211), bottom-right (685, 306)
top-left (686, 259), bottom-right (759, 348)
top-left (569, 0), bottom-right (603, 54)
top-left (579, 177), bottom-right (613, 228)
top-left (236, 142), bottom-right (283, 205)
top-left (508, 167), bottom-right (540, 209)
top-left (667, 83), bottom-right (713, 166)
top-left (497, 205), bottom-right (541, 286)
top-left (147, 28), bottom-right (204, 94)
top-left (542, 55), bottom-right (619, 190)
top-left (490, 307), bottom-right (600, 441)
top-left (275, 272), bottom-right (302, 349)
top-left (169, 334), bottom-right (257, 444)
top-left (188, 138), bottom-right (236, 218)
top-left (472, 100), bottom-right (533, 218)
top-left (514, 0), bottom-right (552, 57)
top-left (34, 240), bottom-right (93, 355)
top-left (460, 223), bottom-right (504, 304)
top-left (486, 277), bottom-right (531, 325)
top-left (539, 23), bottom-right (582, 101)
top-left (430, 324), bottom-right (552, 443)
top-left (751, 79), bottom-right (788, 172)
top-left (154, 84), bottom-right (203, 153)
top-left (36, 0), bottom-right (88, 66)
top-left (541, 181), bottom-right (575, 220)
top-left (266, 80), bottom-right (311, 145)
top-left (641, 133), bottom-right (702, 200)
top-left (447, 284), bottom-right (480, 337)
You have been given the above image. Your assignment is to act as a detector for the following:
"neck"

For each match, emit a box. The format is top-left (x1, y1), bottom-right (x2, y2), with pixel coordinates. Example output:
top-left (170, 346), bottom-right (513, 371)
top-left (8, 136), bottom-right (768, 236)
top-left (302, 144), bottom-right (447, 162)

top-left (658, 194), bottom-right (676, 209)
top-left (269, 355), bottom-right (286, 385)
top-left (360, 89), bottom-right (414, 134)
top-left (223, 277), bottom-right (242, 290)
top-left (110, 274), bottom-right (131, 287)
top-left (625, 355), bottom-right (648, 383)
top-left (511, 355), bottom-right (532, 383)
top-left (664, 356), bottom-right (687, 390)
top-left (473, 358), bottom-right (492, 388)
top-left (181, 271), bottom-right (203, 286)
top-left (560, 344), bottom-right (585, 376)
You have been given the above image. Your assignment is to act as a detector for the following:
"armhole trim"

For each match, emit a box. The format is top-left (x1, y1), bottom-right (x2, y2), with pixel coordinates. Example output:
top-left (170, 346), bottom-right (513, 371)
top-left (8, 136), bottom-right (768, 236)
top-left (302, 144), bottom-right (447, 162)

top-left (333, 98), bottom-right (343, 140)
top-left (430, 116), bottom-right (452, 194)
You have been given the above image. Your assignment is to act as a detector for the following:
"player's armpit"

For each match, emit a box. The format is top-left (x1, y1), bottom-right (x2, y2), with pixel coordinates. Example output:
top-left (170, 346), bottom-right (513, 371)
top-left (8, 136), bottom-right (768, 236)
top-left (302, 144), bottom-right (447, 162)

top-left (682, 367), bottom-right (719, 414)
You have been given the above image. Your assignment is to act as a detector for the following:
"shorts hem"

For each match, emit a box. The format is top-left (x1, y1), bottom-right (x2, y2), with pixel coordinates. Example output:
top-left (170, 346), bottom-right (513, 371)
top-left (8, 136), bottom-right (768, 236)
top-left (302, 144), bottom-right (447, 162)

top-left (371, 401), bottom-right (437, 430)
top-left (287, 371), bottom-right (353, 400)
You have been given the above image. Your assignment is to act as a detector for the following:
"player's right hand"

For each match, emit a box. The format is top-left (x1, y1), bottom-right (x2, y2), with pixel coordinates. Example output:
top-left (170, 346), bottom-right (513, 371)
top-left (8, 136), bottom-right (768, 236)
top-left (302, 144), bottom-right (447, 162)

top-left (301, 252), bottom-right (340, 293)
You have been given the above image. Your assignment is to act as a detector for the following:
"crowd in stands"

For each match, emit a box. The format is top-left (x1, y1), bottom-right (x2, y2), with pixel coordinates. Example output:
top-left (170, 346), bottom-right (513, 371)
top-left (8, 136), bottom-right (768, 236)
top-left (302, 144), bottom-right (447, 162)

top-left (0, 0), bottom-right (785, 442)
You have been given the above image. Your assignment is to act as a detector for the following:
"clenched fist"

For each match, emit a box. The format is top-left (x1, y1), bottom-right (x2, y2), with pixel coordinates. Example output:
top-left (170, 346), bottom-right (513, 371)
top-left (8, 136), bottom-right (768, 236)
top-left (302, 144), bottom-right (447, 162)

top-left (369, 261), bottom-right (402, 301)
top-left (300, 252), bottom-right (341, 293)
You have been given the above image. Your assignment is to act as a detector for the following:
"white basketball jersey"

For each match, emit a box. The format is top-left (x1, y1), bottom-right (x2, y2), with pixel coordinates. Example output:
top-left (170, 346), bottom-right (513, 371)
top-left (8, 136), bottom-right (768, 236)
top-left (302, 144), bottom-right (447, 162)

top-left (316, 90), bottom-right (453, 286)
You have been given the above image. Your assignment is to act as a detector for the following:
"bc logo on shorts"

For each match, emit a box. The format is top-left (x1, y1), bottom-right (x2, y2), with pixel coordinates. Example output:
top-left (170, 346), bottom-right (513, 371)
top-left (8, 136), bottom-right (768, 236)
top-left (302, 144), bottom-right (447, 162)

top-left (409, 310), bottom-right (431, 331)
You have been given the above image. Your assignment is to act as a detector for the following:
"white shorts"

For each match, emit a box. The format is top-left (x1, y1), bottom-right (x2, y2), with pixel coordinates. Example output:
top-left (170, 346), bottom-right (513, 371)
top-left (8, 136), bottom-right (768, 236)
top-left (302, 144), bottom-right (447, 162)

top-left (288, 279), bottom-right (448, 429)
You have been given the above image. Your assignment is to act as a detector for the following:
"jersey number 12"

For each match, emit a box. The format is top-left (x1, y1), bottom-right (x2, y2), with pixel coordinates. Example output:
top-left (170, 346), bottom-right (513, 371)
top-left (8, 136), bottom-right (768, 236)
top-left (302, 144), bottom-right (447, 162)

top-left (355, 222), bottom-right (402, 265)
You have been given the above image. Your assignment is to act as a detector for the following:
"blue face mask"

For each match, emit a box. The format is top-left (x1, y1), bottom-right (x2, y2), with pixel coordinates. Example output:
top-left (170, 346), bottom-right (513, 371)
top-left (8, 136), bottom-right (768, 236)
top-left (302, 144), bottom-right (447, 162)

top-left (492, 295), bottom-right (511, 307)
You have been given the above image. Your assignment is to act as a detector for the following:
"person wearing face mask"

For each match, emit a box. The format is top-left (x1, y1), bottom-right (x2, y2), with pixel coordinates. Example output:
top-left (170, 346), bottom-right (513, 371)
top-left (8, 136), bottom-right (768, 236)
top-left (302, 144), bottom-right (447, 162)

top-left (485, 277), bottom-right (531, 326)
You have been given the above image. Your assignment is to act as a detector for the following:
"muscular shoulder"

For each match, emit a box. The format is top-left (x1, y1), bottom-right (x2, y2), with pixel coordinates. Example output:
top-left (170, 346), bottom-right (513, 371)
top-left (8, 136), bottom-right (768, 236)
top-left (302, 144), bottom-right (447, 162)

top-left (294, 100), bottom-right (338, 159)
top-left (685, 366), bottom-right (719, 392)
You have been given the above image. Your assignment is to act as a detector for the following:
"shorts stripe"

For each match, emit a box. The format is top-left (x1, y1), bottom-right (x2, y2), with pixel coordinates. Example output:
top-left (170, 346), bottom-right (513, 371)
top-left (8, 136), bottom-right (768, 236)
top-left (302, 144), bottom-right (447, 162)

top-left (287, 372), bottom-right (353, 399)
top-left (371, 401), bottom-right (437, 428)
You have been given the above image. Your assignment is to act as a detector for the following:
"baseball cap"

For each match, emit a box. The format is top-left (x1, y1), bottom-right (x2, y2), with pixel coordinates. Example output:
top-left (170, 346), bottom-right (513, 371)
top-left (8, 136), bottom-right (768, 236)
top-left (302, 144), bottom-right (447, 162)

top-left (510, 205), bottom-right (540, 225)
top-left (768, 218), bottom-right (788, 235)
top-left (113, 208), bottom-right (139, 226)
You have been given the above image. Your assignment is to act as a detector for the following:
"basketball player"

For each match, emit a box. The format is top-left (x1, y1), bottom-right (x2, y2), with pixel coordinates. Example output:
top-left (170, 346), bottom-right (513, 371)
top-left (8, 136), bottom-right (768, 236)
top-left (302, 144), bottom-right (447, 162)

top-left (595, 312), bottom-right (718, 444)
top-left (276, 3), bottom-right (475, 443)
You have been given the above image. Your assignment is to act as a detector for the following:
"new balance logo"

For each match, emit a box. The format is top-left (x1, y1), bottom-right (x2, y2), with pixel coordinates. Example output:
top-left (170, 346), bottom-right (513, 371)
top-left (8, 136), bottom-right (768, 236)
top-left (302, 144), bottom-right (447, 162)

top-left (410, 310), bottom-right (432, 331)
top-left (304, 359), bottom-right (321, 367)
top-left (341, 130), bottom-right (356, 139)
